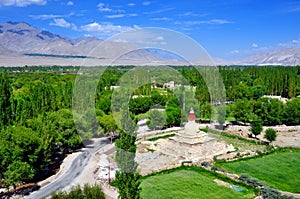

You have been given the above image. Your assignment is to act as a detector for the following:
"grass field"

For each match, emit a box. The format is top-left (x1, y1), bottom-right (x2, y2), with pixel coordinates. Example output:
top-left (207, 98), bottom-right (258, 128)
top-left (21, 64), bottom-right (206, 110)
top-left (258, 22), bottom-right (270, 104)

top-left (216, 151), bottom-right (300, 193)
top-left (141, 168), bottom-right (255, 199)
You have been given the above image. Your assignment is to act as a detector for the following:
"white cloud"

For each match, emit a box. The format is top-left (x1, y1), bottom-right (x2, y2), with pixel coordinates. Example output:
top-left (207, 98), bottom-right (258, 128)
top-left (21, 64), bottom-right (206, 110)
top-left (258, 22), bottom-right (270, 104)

top-left (105, 13), bottom-right (138, 18)
top-left (199, 19), bottom-right (232, 25)
top-left (283, 2), bottom-right (300, 13)
top-left (142, 1), bottom-right (151, 6)
top-left (66, 1), bottom-right (74, 6)
top-left (128, 3), bottom-right (135, 6)
top-left (230, 50), bottom-right (240, 54)
top-left (133, 25), bottom-right (141, 29)
top-left (279, 38), bottom-right (300, 48)
top-left (30, 12), bottom-right (74, 20)
top-left (81, 22), bottom-right (135, 38)
top-left (154, 36), bottom-right (164, 41)
top-left (112, 30), bottom-right (169, 46)
top-left (143, 7), bottom-right (175, 15)
top-left (50, 18), bottom-right (77, 30)
top-left (50, 18), bottom-right (71, 28)
top-left (177, 19), bottom-right (232, 25)
top-left (180, 12), bottom-right (207, 17)
top-left (0, 0), bottom-right (46, 7)
top-left (105, 14), bottom-right (125, 19)
top-left (97, 2), bottom-right (112, 12)
top-left (30, 14), bottom-right (62, 20)
top-left (287, 6), bottom-right (300, 13)
top-left (226, 38), bottom-right (300, 59)
top-left (151, 17), bottom-right (172, 21)
top-left (292, 39), bottom-right (300, 44)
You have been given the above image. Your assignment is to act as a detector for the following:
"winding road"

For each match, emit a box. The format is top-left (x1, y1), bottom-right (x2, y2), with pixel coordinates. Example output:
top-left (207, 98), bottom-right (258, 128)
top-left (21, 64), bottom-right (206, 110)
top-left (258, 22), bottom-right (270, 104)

top-left (25, 138), bottom-right (110, 199)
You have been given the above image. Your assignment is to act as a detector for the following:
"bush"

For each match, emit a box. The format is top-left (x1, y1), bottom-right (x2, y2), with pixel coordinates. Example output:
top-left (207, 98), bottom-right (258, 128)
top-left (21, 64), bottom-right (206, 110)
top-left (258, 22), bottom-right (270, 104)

top-left (239, 174), bottom-right (250, 181)
top-left (256, 150), bottom-right (262, 155)
top-left (211, 166), bottom-right (218, 171)
top-left (264, 128), bottom-right (277, 143)
top-left (48, 184), bottom-right (105, 199)
top-left (211, 166), bottom-right (222, 172)
top-left (260, 186), bottom-right (284, 199)
top-left (246, 178), bottom-right (263, 187)
top-left (201, 162), bottom-right (210, 167)
top-left (239, 174), bottom-right (263, 188)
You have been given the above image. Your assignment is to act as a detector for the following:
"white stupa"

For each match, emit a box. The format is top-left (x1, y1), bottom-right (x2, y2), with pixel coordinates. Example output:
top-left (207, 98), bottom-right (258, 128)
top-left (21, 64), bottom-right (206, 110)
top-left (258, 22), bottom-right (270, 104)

top-left (159, 108), bottom-right (234, 161)
top-left (169, 118), bottom-right (215, 145)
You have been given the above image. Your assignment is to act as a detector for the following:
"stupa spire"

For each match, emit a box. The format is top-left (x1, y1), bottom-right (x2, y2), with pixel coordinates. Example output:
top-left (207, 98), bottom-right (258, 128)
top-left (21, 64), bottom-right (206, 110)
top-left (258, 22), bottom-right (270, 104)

top-left (188, 107), bottom-right (195, 121)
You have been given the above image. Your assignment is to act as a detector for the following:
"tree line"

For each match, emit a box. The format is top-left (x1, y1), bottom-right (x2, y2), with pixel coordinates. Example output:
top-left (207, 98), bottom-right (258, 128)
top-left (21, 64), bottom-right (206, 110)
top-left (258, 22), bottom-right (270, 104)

top-left (230, 97), bottom-right (300, 126)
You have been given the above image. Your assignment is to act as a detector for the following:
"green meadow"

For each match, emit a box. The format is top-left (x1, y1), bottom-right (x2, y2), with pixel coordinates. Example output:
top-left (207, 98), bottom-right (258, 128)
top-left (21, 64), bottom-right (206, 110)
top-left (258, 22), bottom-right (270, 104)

top-left (216, 150), bottom-right (300, 193)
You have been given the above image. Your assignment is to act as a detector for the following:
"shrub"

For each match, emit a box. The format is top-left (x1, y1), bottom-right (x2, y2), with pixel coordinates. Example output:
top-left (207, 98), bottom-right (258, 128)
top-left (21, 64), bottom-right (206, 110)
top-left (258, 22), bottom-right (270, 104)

top-left (256, 150), bottom-right (262, 155)
top-left (239, 174), bottom-right (263, 188)
top-left (246, 178), bottom-right (263, 187)
top-left (260, 186), bottom-right (282, 199)
top-left (211, 166), bottom-right (218, 171)
top-left (48, 184), bottom-right (105, 199)
top-left (264, 128), bottom-right (277, 143)
top-left (201, 162), bottom-right (210, 167)
top-left (239, 174), bottom-right (250, 181)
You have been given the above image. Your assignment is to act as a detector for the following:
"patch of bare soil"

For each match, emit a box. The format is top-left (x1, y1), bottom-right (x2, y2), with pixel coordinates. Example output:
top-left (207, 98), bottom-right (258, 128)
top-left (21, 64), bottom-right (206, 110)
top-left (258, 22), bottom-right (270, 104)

top-left (213, 179), bottom-right (232, 188)
top-left (225, 125), bottom-right (300, 148)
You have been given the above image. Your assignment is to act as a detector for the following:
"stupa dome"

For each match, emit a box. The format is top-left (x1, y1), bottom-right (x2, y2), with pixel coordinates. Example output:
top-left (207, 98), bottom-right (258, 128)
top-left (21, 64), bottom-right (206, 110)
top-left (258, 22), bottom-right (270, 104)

top-left (184, 120), bottom-right (201, 135)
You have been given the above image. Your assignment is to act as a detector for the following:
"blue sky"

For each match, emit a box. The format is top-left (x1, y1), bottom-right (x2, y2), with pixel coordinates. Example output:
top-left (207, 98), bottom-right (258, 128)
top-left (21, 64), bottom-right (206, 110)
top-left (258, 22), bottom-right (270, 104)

top-left (1, 0), bottom-right (300, 60)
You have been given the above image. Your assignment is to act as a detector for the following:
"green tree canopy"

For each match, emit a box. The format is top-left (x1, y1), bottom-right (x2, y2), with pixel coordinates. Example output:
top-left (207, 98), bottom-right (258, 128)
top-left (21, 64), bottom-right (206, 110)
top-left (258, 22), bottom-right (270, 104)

top-left (5, 161), bottom-right (35, 189)
top-left (147, 109), bottom-right (166, 130)
top-left (253, 98), bottom-right (284, 126)
top-left (284, 98), bottom-right (300, 125)
top-left (232, 99), bottom-right (254, 123)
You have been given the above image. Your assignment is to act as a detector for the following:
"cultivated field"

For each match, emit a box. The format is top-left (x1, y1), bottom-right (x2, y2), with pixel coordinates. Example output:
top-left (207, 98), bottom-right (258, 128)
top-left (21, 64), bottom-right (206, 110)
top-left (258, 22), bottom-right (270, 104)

top-left (141, 168), bottom-right (255, 199)
top-left (216, 150), bottom-right (300, 193)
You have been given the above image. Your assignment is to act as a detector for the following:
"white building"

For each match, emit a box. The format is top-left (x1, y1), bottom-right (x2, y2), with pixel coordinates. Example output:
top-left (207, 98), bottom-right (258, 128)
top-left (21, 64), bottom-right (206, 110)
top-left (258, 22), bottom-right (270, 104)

top-left (262, 95), bottom-right (288, 103)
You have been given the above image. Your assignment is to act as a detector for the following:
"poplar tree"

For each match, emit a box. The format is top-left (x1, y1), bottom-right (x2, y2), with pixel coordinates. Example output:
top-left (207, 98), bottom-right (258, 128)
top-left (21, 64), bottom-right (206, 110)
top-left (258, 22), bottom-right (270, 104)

top-left (0, 72), bottom-right (12, 128)
top-left (115, 108), bottom-right (141, 199)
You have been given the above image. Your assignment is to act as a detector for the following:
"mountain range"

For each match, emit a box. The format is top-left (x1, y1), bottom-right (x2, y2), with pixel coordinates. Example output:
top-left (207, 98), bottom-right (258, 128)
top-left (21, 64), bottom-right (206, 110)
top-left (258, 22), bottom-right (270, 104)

top-left (240, 48), bottom-right (300, 66)
top-left (0, 21), bottom-right (299, 66)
